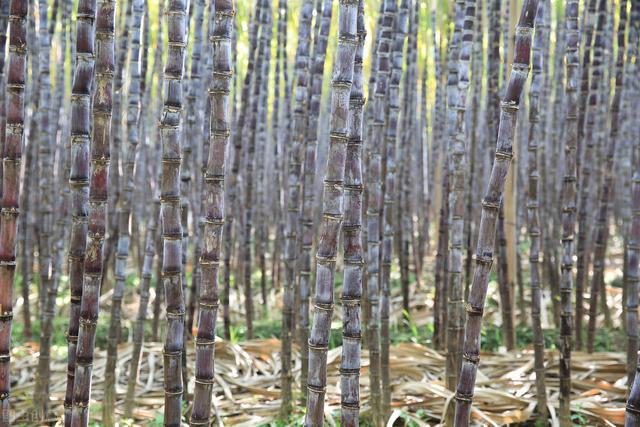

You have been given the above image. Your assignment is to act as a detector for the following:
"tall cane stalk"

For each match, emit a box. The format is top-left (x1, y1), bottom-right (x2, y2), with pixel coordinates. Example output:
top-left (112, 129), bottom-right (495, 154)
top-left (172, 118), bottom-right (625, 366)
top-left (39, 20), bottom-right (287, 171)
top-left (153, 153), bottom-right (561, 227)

top-left (452, 1), bottom-right (539, 425)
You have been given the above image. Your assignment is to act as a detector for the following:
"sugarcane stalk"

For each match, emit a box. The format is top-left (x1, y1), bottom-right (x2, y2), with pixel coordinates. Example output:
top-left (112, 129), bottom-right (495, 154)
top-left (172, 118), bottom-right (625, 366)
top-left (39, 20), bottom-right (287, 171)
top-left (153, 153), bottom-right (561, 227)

top-left (526, 0), bottom-right (548, 418)
top-left (452, 1), bottom-right (539, 425)
top-left (380, 0), bottom-right (409, 418)
top-left (304, 0), bottom-right (359, 424)
top-left (158, 0), bottom-right (188, 423)
top-left (103, 0), bottom-right (143, 421)
top-left (280, 0), bottom-right (313, 417)
top-left (366, 1), bottom-right (393, 422)
top-left (63, 0), bottom-right (96, 422)
top-left (71, 0), bottom-right (115, 423)
top-left (299, 0), bottom-right (333, 397)
top-left (0, 0), bottom-right (28, 423)
top-left (339, 3), bottom-right (365, 424)
top-left (189, 1), bottom-right (234, 424)
top-left (586, 0), bottom-right (626, 354)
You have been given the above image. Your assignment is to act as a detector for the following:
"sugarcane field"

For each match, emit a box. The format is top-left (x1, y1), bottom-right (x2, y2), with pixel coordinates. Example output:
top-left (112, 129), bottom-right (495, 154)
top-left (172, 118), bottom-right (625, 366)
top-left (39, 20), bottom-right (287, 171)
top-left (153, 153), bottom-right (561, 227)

top-left (1, 0), bottom-right (640, 425)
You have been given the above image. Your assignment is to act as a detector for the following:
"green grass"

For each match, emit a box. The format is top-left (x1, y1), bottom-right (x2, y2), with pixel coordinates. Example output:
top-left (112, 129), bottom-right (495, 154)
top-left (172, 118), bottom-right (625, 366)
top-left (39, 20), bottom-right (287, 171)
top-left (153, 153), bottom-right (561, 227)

top-left (10, 262), bottom-right (625, 362)
top-left (11, 282), bottom-right (625, 356)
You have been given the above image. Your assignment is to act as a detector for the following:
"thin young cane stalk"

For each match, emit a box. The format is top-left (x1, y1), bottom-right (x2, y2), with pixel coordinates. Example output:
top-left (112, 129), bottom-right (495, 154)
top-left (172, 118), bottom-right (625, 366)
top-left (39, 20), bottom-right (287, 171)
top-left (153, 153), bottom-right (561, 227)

top-left (124, 200), bottom-right (160, 418)
top-left (586, 0), bottom-right (627, 353)
top-left (225, 0), bottom-right (260, 346)
top-left (366, 1), bottom-right (393, 422)
top-left (299, 0), bottom-right (333, 397)
top-left (104, 0), bottom-right (144, 421)
top-left (442, 0), bottom-right (463, 367)
top-left (242, 0), bottom-right (271, 343)
top-left (574, 0), bottom-right (597, 350)
top-left (580, 0), bottom-right (607, 354)
top-left (432, 3), bottom-right (447, 351)
top-left (38, 2), bottom-right (71, 417)
top-left (624, 0), bottom-right (640, 395)
top-left (558, 0), bottom-right (580, 423)
top-left (183, 0), bottom-right (206, 338)
top-left (626, 12), bottom-right (640, 414)
top-left (526, 0), bottom-right (548, 419)
top-left (150, 0), bottom-right (165, 344)
top-left (281, 0), bottom-right (313, 417)
top-left (381, 0), bottom-right (410, 417)
top-left (445, 0), bottom-right (476, 392)
top-left (33, 0), bottom-right (55, 415)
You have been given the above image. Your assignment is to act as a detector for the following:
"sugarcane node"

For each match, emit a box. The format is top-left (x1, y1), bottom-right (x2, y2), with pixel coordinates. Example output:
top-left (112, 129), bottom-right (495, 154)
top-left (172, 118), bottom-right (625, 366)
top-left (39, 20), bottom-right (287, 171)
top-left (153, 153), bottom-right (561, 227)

top-left (473, 254), bottom-right (493, 265)
top-left (198, 301), bottom-right (219, 309)
top-left (316, 254), bottom-right (337, 264)
top-left (339, 366), bottom-right (360, 375)
top-left (494, 149), bottom-right (513, 160)
top-left (627, 404), bottom-right (640, 415)
top-left (164, 388), bottom-right (183, 396)
top-left (314, 302), bottom-right (333, 312)
top-left (340, 296), bottom-right (361, 305)
top-left (73, 400), bottom-right (90, 408)
top-left (341, 402), bottom-right (361, 410)
top-left (79, 317), bottom-right (97, 327)
top-left (454, 392), bottom-right (474, 403)
top-left (481, 199), bottom-right (500, 210)
top-left (465, 304), bottom-right (483, 317)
